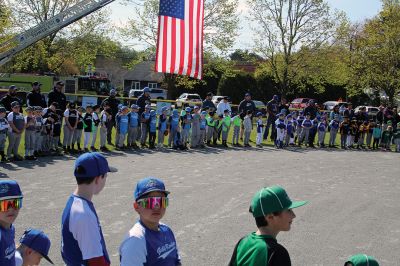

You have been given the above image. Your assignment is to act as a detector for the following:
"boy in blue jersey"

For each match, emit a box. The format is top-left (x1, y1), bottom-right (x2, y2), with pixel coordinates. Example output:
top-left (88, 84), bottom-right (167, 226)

top-left (116, 106), bottom-right (130, 150)
top-left (199, 111), bottom-right (207, 148)
top-left (168, 109), bottom-right (180, 147)
top-left (181, 107), bottom-right (192, 147)
top-left (61, 152), bottom-right (117, 266)
top-left (140, 104), bottom-right (151, 148)
top-left (300, 113), bottom-right (312, 147)
top-left (284, 114), bottom-right (295, 146)
top-left (119, 177), bottom-right (181, 266)
top-left (295, 111), bottom-right (304, 145)
top-left (317, 117), bottom-right (327, 148)
top-left (329, 114), bottom-right (340, 148)
top-left (149, 110), bottom-right (157, 149)
top-left (128, 104), bottom-right (140, 149)
top-left (15, 228), bottom-right (54, 265)
top-left (157, 106), bottom-right (168, 148)
top-left (275, 112), bottom-right (286, 148)
top-left (0, 180), bottom-right (23, 266)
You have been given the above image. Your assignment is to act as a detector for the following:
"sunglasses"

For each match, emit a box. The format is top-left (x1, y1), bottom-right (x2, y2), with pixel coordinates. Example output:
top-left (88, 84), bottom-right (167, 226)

top-left (0, 198), bottom-right (23, 212)
top-left (137, 197), bottom-right (168, 209)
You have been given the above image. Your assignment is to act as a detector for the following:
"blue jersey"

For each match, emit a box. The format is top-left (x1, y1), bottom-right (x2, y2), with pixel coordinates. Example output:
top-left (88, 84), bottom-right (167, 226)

top-left (200, 118), bottom-right (206, 130)
top-left (117, 114), bottom-right (129, 134)
top-left (302, 119), bottom-right (312, 128)
top-left (61, 195), bottom-right (110, 266)
top-left (158, 114), bottom-right (167, 132)
top-left (129, 112), bottom-right (139, 128)
top-left (297, 116), bottom-right (305, 127)
top-left (330, 120), bottom-right (340, 130)
top-left (141, 111), bottom-right (150, 124)
top-left (119, 221), bottom-right (180, 266)
top-left (182, 114), bottom-right (192, 130)
top-left (286, 120), bottom-right (294, 135)
top-left (150, 116), bottom-right (157, 133)
top-left (318, 122), bottom-right (327, 132)
top-left (0, 225), bottom-right (16, 266)
top-left (275, 118), bottom-right (286, 129)
top-left (169, 115), bottom-right (180, 130)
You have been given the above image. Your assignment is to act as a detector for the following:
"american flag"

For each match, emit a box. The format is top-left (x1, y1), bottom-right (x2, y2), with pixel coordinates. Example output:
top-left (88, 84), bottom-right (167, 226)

top-left (155, 0), bottom-right (204, 79)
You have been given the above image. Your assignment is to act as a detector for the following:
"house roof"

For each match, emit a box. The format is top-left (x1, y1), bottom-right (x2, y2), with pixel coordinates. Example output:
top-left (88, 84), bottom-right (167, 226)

top-left (123, 61), bottom-right (164, 83)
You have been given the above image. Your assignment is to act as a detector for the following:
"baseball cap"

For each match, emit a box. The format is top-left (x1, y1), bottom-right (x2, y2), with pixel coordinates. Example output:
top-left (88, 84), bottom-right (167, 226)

top-left (245, 92), bottom-right (251, 97)
top-left (32, 81), bottom-right (42, 86)
top-left (185, 107), bottom-right (191, 112)
top-left (19, 229), bottom-right (54, 264)
top-left (0, 106), bottom-right (6, 113)
top-left (109, 89), bottom-right (116, 95)
top-left (56, 81), bottom-right (64, 86)
top-left (74, 152), bottom-right (117, 179)
top-left (201, 111), bottom-right (207, 115)
top-left (150, 110), bottom-right (156, 116)
top-left (25, 106), bottom-right (34, 112)
top-left (121, 106), bottom-right (128, 111)
top-left (131, 104), bottom-right (139, 109)
top-left (143, 87), bottom-right (150, 93)
top-left (34, 106), bottom-right (43, 111)
top-left (256, 112), bottom-right (262, 117)
top-left (250, 186), bottom-right (307, 217)
top-left (0, 180), bottom-right (23, 200)
top-left (11, 101), bottom-right (20, 108)
top-left (145, 104), bottom-right (151, 109)
top-left (50, 102), bottom-right (58, 108)
top-left (194, 106), bottom-right (199, 110)
top-left (345, 254), bottom-right (379, 266)
top-left (207, 92), bottom-right (213, 96)
top-left (9, 85), bottom-right (17, 90)
top-left (161, 106), bottom-right (168, 112)
top-left (134, 177), bottom-right (170, 200)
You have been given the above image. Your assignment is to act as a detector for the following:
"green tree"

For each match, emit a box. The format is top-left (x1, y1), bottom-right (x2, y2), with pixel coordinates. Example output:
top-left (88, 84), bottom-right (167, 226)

top-left (248, 0), bottom-right (344, 96)
top-left (351, 1), bottom-right (400, 105)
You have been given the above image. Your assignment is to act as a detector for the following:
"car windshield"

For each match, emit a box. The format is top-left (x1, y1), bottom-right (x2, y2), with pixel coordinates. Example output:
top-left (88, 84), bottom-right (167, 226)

top-left (188, 95), bottom-right (201, 100)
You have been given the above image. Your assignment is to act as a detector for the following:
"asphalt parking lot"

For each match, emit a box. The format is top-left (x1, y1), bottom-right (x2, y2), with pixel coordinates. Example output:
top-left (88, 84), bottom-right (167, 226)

top-left (1, 147), bottom-right (399, 265)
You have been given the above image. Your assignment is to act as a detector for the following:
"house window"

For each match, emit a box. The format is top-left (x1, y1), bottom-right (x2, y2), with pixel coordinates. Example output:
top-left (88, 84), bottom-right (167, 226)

top-left (131, 81), bottom-right (140, 90)
top-left (148, 83), bottom-right (158, 88)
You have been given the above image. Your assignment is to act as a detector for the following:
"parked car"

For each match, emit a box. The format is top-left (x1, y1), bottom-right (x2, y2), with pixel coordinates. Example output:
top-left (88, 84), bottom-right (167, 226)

top-left (176, 93), bottom-right (202, 108)
top-left (290, 98), bottom-right (315, 109)
top-left (253, 100), bottom-right (267, 115)
top-left (211, 96), bottom-right (232, 105)
top-left (128, 88), bottom-right (168, 100)
top-left (354, 106), bottom-right (379, 119)
top-left (323, 101), bottom-right (348, 111)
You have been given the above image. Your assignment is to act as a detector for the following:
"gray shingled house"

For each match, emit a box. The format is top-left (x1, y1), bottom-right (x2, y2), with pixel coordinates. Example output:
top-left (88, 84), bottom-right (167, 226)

top-left (123, 61), bottom-right (164, 94)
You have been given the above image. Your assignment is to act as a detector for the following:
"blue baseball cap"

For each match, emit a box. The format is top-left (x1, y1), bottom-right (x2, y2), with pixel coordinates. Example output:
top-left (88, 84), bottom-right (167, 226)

top-left (74, 152), bottom-right (117, 179)
top-left (19, 229), bottom-right (54, 264)
top-left (121, 106), bottom-right (128, 111)
top-left (256, 112), bottom-right (262, 117)
top-left (134, 177), bottom-right (170, 200)
top-left (131, 104), bottom-right (139, 109)
top-left (201, 111), bottom-right (207, 115)
top-left (172, 109), bottom-right (179, 115)
top-left (0, 180), bottom-right (23, 200)
top-left (109, 89), bottom-right (116, 95)
top-left (185, 107), bottom-right (191, 112)
top-left (245, 92), bottom-right (251, 97)
top-left (150, 110), bottom-right (156, 116)
top-left (145, 104), bottom-right (151, 109)
top-left (161, 106), bottom-right (168, 112)
top-left (286, 114), bottom-right (292, 119)
top-left (143, 87), bottom-right (150, 93)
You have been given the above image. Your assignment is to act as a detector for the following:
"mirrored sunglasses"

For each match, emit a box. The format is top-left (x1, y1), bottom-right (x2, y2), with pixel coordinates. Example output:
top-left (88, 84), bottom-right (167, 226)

top-left (137, 197), bottom-right (168, 209)
top-left (0, 198), bottom-right (23, 212)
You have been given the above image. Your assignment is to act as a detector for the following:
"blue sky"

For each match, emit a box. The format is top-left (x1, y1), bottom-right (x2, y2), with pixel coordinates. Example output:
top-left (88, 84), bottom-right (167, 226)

top-left (108, 0), bottom-right (383, 49)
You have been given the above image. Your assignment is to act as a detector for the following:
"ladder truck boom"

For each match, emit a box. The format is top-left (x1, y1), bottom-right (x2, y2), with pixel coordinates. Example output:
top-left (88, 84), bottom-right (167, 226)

top-left (0, 0), bottom-right (115, 66)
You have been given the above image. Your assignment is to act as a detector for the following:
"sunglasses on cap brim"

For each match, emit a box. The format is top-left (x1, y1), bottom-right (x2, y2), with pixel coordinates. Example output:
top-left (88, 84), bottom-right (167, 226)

top-left (137, 196), bottom-right (168, 209)
top-left (0, 198), bottom-right (23, 212)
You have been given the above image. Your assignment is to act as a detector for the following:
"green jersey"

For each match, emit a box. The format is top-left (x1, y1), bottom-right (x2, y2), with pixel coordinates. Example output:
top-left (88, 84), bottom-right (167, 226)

top-left (233, 115), bottom-right (242, 127)
top-left (229, 233), bottom-right (291, 266)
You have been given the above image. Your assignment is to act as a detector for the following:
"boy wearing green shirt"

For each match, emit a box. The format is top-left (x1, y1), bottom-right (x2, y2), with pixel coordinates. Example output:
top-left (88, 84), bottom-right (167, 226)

top-left (229, 185), bottom-right (307, 266)
top-left (222, 109), bottom-right (231, 147)
top-left (232, 112), bottom-right (242, 146)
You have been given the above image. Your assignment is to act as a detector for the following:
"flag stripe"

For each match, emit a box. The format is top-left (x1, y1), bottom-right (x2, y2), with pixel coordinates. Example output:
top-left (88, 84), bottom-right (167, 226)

top-left (155, 0), bottom-right (204, 79)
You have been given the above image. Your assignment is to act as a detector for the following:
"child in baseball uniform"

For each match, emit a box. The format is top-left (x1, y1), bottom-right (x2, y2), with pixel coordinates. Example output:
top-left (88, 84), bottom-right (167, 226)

top-left (157, 106), bottom-right (168, 148)
top-left (231, 112), bottom-right (242, 146)
top-left (128, 104), bottom-right (140, 149)
top-left (181, 107), bottom-right (192, 147)
top-left (339, 116), bottom-right (350, 149)
top-left (300, 113), bottom-right (312, 147)
top-left (190, 106), bottom-right (200, 148)
top-left (149, 110), bottom-right (157, 149)
top-left (317, 117), bottom-right (327, 148)
top-left (275, 112), bottom-right (286, 149)
top-left (116, 106), bottom-right (130, 150)
top-left (63, 102), bottom-right (78, 154)
top-left (7, 101), bottom-right (25, 161)
top-left (72, 107), bottom-right (84, 153)
top-left (33, 106), bottom-right (44, 157)
top-left (15, 228), bottom-right (54, 266)
top-left (140, 104), bottom-right (151, 148)
top-left (119, 177), bottom-right (181, 266)
top-left (99, 108), bottom-right (112, 152)
top-left (243, 110), bottom-right (253, 147)
top-left (229, 185), bottom-right (307, 266)
top-left (256, 112), bottom-right (264, 148)
top-left (61, 152), bottom-right (117, 266)
top-left (222, 109), bottom-right (231, 147)
top-left (0, 180), bottom-right (23, 265)
top-left (344, 254), bottom-right (379, 266)
top-left (199, 111), bottom-right (207, 148)
top-left (82, 105), bottom-right (94, 152)
top-left (90, 105), bottom-right (101, 151)
top-left (295, 111), bottom-right (304, 145)
top-left (284, 114), bottom-right (295, 146)
top-left (168, 109), bottom-right (180, 147)
top-left (24, 106), bottom-right (37, 160)
top-left (0, 107), bottom-right (10, 162)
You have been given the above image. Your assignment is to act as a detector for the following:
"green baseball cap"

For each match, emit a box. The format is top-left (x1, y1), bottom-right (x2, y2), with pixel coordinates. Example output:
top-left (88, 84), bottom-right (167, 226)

top-left (345, 254), bottom-right (379, 266)
top-left (250, 186), bottom-right (307, 217)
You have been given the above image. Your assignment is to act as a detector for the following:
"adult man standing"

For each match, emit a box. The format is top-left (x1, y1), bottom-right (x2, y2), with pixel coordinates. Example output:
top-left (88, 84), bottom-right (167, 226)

top-left (202, 92), bottom-right (216, 111)
top-left (101, 89), bottom-right (120, 145)
top-left (0, 85), bottom-right (22, 111)
top-left (343, 103), bottom-right (355, 121)
top-left (238, 93), bottom-right (256, 140)
top-left (216, 96), bottom-right (231, 116)
top-left (136, 87), bottom-right (151, 115)
top-left (26, 81), bottom-right (46, 107)
top-left (263, 95), bottom-right (279, 141)
top-left (47, 81), bottom-right (67, 111)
